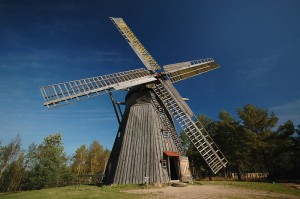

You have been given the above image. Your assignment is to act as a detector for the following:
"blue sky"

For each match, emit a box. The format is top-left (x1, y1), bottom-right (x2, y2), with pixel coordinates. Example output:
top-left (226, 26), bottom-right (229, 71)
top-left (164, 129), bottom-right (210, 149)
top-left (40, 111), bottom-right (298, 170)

top-left (0, 0), bottom-right (299, 155)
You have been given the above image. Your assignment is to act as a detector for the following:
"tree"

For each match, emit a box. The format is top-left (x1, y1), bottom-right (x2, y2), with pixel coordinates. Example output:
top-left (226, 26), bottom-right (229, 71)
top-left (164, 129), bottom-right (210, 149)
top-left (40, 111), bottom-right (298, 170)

top-left (237, 104), bottom-right (278, 134)
top-left (87, 141), bottom-right (104, 174)
top-left (22, 143), bottom-right (40, 190)
top-left (72, 142), bottom-right (110, 175)
top-left (0, 135), bottom-right (22, 176)
top-left (23, 143), bottom-right (38, 171)
top-left (215, 111), bottom-right (249, 180)
top-left (72, 145), bottom-right (88, 176)
top-left (0, 135), bottom-right (24, 192)
top-left (237, 104), bottom-right (278, 178)
top-left (181, 104), bottom-right (298, 180)
top-left (0, 153), bottom-right (24, 192)
top-left (71, 141), bottom-right (110, 184)
top-left (23, 133), bottom-right (70, 189)
top-left (293, 125), bottom-right (300, 178)
top-left (269, 120), bottom-right (295, 178)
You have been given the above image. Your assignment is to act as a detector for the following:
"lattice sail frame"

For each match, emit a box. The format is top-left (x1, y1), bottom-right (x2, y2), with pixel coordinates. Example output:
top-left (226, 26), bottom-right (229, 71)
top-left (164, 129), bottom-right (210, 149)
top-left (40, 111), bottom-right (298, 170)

top-left (164, 58), bottom-right (220, 83)
top-left (40, 68), bottom-right (155, 108)
top-left (153, 80), bottom-right (228, 173)
top-left (110, 17), bottom-right (161, 71)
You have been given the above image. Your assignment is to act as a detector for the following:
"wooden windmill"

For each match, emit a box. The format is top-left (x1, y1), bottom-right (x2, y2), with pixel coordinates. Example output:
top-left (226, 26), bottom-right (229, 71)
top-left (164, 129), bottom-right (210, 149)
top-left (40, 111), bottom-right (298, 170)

top-left (40, 17), bottom-right (228, 184)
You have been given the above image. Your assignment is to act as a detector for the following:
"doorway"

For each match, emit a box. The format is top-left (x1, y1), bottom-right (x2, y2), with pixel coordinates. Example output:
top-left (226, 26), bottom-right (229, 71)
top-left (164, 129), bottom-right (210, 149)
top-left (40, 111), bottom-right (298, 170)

top-left (169, 156), bottom-right (179, 180)
top-left (163, 151), bottom-right (180, 181)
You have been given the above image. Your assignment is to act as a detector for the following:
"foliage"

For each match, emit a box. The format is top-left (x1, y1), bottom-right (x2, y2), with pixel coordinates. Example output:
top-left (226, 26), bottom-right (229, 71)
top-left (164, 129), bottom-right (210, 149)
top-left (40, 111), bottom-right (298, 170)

top-left (0, 133), bottom-right (110, 192)
top-left (72, 145), bottom-right (88, 176)
top-left (184, 104), bottom-right (300, 181)
top-left (0, 135), bottom-right (22, 175)
top-left (71, 141), bottom-right (110, 184)
top-left (215, 111), bottom-right (249, 180)
top-left (0, 135), bottom-right (24, 192)
top-left (38, 133), bottom-right (67, 187)
top-left (87, 141), bottom-right (105, 174)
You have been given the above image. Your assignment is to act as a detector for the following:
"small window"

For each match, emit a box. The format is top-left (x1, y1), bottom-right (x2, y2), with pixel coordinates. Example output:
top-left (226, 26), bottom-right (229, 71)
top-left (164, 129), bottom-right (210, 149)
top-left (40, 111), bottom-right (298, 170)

top-left (161, 160), bottom-right (167, 168)
top-left (162, 131), bottom-right (169, 138)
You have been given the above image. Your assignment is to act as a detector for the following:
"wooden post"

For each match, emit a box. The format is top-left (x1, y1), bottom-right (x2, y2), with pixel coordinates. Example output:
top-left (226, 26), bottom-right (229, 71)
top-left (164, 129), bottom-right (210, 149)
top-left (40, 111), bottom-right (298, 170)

top-left (108, 92), bottom-right (121, 125)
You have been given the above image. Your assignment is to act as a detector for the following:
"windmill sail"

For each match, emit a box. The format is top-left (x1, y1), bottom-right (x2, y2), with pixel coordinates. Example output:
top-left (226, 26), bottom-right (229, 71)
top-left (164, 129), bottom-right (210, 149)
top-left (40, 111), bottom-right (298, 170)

top-left (154, 79), bottom-right (227, 174)
top-left (40, 68), bottom-right (156, 108)
top-left (110, 17), bottom-right (161, 71)
top-left (164, 58), bottom-right (220, 83)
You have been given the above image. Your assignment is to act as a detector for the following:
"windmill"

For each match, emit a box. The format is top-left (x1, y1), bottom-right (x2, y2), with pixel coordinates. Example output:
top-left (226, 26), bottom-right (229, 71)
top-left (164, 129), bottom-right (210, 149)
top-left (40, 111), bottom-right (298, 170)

top-left (40, 17), bottom-right (228, 184)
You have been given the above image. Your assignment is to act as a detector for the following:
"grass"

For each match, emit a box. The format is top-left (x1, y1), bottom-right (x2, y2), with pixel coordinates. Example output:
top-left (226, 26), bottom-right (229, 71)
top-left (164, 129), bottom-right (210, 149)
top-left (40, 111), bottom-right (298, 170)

top-left (0, 181), bottom-right (299, 198)
top-left (0, 184), bottom-right (145, 199)
top-left (194, 180), bottom-right (300, 197)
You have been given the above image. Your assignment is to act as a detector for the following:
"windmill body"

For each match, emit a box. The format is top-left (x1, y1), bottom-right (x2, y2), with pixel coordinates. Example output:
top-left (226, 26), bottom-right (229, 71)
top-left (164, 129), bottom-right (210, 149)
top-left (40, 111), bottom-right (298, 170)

top-left (40, 17), bottom-right (228, 184)
top-left (105, 86), bottom-right (182, 184)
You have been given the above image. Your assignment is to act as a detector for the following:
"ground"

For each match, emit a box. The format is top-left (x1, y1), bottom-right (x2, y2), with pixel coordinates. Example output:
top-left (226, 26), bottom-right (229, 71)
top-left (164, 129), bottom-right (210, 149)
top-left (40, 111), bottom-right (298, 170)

top-left (0, 181), bottom-right (299, 199)
top-left (125, 184), bottom-right (300, 199)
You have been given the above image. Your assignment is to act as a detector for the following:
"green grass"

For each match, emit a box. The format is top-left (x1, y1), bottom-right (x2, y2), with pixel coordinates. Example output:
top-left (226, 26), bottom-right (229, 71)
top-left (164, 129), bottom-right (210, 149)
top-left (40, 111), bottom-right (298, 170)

top-left (194, 180), bottom-right (300, 197)
top-left (1, 181), bottom-right (299, 199)
top-left (0, 185), bottom-right (144, 199)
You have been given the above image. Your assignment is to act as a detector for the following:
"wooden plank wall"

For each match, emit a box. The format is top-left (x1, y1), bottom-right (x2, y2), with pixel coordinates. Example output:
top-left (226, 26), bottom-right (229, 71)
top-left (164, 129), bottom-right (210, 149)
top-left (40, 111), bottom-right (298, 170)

top-left (104, 88), bottom-right (181, 184)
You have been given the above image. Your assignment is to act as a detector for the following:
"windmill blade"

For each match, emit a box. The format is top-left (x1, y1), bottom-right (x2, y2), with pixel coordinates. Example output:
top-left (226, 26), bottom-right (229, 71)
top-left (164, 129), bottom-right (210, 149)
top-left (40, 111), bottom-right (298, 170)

top-left (164, 58), bottom-right (220, 83)
top-left (40, 68), bottom-right (156, 109)
top-left (153, 80), bottom-right (228, 174)
top-left (110, 17), bottom-right (161, 71)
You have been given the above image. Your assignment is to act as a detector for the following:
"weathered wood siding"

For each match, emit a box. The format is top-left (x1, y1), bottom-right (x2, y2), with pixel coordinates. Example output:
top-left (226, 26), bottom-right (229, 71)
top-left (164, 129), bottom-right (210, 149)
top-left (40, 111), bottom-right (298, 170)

top-left (104, 87), bottom-right (181, 184)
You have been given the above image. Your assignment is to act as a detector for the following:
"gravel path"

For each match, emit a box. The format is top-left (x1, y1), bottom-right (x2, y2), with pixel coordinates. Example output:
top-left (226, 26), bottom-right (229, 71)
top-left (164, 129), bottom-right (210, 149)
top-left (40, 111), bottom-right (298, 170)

top-left (124, 184), bottom-right (299, 199)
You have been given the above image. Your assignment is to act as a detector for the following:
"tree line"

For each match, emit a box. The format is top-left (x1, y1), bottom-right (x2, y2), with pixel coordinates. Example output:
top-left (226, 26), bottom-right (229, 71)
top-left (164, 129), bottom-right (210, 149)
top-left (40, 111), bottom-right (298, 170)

top-left (0, 133), bottom-right (110, 192)
top-left (182, 104), bottom-right (300, 180)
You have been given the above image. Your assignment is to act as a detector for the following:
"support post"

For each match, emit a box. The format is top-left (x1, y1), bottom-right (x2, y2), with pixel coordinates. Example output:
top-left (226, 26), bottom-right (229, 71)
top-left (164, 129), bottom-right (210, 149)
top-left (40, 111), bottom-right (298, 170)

top-left (108, 92), bottom-right (121, 125)
top-left (116, 101), bottom-right (124, 118)
top-left (168, 156), bottom-right (171, 181)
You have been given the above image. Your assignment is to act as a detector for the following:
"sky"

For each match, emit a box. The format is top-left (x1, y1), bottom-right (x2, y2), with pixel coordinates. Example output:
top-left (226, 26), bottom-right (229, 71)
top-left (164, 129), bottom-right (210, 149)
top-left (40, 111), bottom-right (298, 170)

top-left (0, 0), bottom-right (299, 155)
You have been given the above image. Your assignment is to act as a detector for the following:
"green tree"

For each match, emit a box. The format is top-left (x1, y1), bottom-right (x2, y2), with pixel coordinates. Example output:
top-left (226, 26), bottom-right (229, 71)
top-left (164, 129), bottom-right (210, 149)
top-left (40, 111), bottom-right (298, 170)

top-left (237, 104), bottom-right (278, 134)
top-left (72, 144), bottom-right (88, 175)
top-left (237, 104), bottom-right (278, 178)
top-left (215, 111), bottom-right (249, 180)
top-left (270, 120), bottom-right (295, 178)
top-left (23, 133), bottom-right (69, 189)
top-left (0, 135), bottom-right (24, 192)
top-left (0, 135), bottom-right (21, 176)
top-left (0, 153), bottom-right (24, 192)
top-left (293, 125), bottom-right (300, 178)
top-left (22, 143), bottom-right (40, 190)
top-left (87, 141), bottom-right (104, 174)
top-left (23, 143), bottom-right (38, 171)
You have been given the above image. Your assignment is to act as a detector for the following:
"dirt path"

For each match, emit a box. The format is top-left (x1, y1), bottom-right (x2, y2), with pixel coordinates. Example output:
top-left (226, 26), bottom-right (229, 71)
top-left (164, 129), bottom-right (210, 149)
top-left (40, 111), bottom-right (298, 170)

top-left (124, 184), bottom-right (299, 199)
